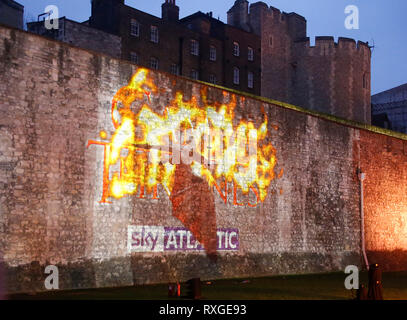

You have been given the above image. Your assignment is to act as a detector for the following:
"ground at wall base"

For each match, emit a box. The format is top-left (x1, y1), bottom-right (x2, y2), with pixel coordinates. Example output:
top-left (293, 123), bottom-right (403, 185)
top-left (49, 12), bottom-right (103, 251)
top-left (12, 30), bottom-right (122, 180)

top-left (7, 271), bottom-right (407, 300)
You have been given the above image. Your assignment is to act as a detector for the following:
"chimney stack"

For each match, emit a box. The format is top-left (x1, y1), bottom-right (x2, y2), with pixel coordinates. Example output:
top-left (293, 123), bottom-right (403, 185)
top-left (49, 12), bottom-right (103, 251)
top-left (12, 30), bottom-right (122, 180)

top-left (162, 0), bottom-right (180, 22)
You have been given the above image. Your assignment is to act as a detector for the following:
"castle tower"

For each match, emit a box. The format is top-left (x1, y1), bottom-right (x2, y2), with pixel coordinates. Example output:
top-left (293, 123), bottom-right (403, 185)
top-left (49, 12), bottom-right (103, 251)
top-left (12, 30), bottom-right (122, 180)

top-left (234, 1), bottom-right (371, 124)
top-left (292, 37), bottom-right (371, 124)
top-left (248, 2), bottom-right (306, 104)
top-left (227, 0), bottom-right (251, 32)
top-left (89, 0), bottom-right (124, 34)
top-left (162, 0), bottom-right (180, 22)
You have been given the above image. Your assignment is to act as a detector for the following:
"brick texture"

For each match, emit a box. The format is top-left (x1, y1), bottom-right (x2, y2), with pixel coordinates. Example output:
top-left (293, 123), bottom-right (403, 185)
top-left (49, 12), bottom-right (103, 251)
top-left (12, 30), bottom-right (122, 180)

top-left (0, 26), bottom-right (404, 294)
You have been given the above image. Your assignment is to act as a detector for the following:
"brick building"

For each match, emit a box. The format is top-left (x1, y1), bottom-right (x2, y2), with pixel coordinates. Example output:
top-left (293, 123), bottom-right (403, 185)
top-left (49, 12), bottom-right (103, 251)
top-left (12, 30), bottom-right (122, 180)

top-left (27, 17), bottom-right (121, 59)
top-left (89, 0), bottom-right (261, 96)
top-left (87, 0), bottom-right (371, 123)
top-left (228, 0), bottom-right (371, 124)
top-left (26, 0), bottom-right (371, 124)
top-left (0, 0), bottom-right (23, 29)
top-left (372, 83), bottom-right (407, 133)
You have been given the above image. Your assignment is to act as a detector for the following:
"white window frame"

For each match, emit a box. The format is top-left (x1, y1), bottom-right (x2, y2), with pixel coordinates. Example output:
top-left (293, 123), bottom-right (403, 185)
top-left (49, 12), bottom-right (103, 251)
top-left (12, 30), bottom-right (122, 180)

top-left (150, 57), bottom-right (159, 70)
top-left (190, 69), bottom-right (199, 80)
top-left (171, 64), bottom-right (180, 75)
top-left (248, 46), bottom-right (254, 61)
top-left (190, 39), bottom-right (199, 56)
top-left (130, 19), bottom-right (140, 37)
top-left (233, 42), bottom-right (240, 57)
top-left (209, 45), bottom-right (216, 61)
top-left (209, 74), bottom-right (217, 84)
top-left (130, 52), bottom-right (139, 64)
top-left (248, 71), bottom-right (254, 88)
top-left (233, 67), bottom-right (240, 85)
top-left (150, 25), bottom-right (159, 43)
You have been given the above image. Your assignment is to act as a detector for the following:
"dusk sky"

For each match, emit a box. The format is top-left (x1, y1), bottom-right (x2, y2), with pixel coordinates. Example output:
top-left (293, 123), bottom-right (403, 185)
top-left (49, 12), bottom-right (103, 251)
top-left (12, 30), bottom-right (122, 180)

top-left (18, 0), bottom-right (407, 94)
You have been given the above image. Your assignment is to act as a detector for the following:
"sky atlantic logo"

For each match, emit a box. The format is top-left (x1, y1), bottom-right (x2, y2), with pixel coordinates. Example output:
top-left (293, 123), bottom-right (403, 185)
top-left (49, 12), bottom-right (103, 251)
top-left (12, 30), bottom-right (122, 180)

top-left (127, 226), bottom-right (239, 253)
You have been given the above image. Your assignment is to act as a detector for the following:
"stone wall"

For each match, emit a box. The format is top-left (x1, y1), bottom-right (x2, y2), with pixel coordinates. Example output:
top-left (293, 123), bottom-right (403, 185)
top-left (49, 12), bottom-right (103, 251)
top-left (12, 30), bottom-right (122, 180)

top-left (27, 18), bottom-right (122, 59)
top-left (292, 37), bottom-right (371, 124)
top-left (0, 25), bottom-right (406, 294)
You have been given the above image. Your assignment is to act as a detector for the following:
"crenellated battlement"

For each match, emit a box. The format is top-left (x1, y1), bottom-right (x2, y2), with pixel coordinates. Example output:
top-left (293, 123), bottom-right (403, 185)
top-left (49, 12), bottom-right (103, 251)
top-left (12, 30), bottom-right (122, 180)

top-left (250, 2), bottom-right (306, 25)
top-left (248, 2), bottom-right (307, 40)
top-left (294, 36), bottom-right (371, 55)
top-left (243, 1), bottom-right (371, 124)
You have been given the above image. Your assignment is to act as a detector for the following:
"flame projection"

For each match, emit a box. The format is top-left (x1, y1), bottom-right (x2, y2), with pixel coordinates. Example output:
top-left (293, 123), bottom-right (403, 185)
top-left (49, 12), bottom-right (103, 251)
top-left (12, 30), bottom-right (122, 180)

top-left (87, 68), bottom-right (280, 255)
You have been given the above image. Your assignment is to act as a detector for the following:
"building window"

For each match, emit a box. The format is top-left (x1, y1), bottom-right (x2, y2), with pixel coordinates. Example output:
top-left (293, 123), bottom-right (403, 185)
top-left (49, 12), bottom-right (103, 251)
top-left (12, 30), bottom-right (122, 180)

top-left (130, 52), bottom-right (139, 64)
top-left (233, 67), bottom-right (240, 85)
top-left (248, 46), bottom-right (254, 61)
top-left (209, 45), bottom-right (217, 61)
top-left (269, 36), bottom-right (273, 47)
top-left (150, 57), bottom-right (159, 70)
top-left (150, 26), bottom-right (159, 43)
top-left (233, 42), bottom-right (240, 56)
top-left (191, 39), bottom-right (199, 56)
top-left (170, 64), bottom-right (180, 75)
top-left (209, 74), bottom-right (217, 84)
top-left (190, 69), bottom-right (199, 80)
top-left (248, 71), bottom-right (254, 88)
top-left (130, 19), bottom-right (140, 37)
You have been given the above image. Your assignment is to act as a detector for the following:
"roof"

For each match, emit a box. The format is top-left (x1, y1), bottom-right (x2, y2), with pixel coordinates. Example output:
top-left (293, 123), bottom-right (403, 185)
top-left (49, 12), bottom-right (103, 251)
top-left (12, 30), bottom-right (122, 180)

top-left (180, 11), bottom-right (257, 36)
top-left (0, 0), bottom-right (23, 10)
top-left (180, 11), bottom-right (225, 26)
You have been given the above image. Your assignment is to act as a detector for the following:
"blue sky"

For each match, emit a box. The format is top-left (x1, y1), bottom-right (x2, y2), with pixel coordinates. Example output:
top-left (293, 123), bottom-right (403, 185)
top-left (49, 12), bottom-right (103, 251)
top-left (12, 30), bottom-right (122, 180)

top-left (18, 0), bottom-right (407, 94)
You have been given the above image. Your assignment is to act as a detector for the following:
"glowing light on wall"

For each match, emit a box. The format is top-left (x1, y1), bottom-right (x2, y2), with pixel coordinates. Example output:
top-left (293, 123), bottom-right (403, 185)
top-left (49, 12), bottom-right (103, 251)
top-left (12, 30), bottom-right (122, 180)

top-left (87, 68), bottom-right (279, 206)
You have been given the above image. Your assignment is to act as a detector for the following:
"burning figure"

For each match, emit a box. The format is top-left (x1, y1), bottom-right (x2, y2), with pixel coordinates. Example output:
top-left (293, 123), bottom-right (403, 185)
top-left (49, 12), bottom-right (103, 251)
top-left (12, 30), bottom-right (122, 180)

top-left (87, 68), bottom-right (278, 258)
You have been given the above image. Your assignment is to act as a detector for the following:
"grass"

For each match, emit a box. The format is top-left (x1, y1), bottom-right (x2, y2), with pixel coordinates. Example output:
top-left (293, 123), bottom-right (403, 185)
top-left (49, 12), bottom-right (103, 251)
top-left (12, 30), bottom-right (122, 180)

top-left (8, 271), bottom-right (407, 300)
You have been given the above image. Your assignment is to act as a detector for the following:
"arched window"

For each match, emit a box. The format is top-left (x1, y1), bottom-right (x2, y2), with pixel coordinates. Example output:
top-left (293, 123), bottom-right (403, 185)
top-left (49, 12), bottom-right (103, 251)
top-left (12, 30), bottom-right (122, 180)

top-left (233, 42), bottom-right (240, 56)
top-left (209, 45), bottom-right (216, 61)
top-left (248, 46), bottom-right (254, 61)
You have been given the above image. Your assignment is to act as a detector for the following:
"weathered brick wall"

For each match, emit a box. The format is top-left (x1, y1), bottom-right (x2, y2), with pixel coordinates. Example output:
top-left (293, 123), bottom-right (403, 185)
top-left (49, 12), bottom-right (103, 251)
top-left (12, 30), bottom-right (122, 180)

top-left (248, 2), bottom-right (371, 125)
top-left (249, 3), bottom-right (294, 104)
top-left (62, 19), bottom-right (122, 59)
top-left (26, 18), bottom-right (122, 59)
top-left (0, 26), bottom-right (405, 294)
top-left (359, 131), bottom-right (407, 271)
top-left (292, 37), bottom-right (371, 124)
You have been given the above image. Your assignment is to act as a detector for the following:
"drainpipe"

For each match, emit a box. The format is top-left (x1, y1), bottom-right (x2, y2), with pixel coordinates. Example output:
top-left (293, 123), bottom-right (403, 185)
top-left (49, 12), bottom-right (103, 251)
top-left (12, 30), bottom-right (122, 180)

top-left (358, 169), bottom-right (370, 270)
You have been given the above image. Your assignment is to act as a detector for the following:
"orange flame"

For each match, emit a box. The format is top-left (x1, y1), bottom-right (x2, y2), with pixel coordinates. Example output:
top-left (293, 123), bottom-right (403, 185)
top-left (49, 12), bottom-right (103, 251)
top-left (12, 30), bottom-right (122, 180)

top-left (88, 68), bottom-right (279, 205)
